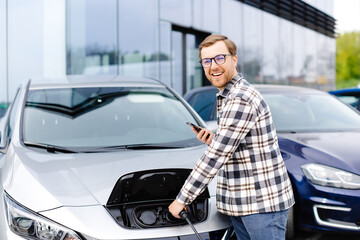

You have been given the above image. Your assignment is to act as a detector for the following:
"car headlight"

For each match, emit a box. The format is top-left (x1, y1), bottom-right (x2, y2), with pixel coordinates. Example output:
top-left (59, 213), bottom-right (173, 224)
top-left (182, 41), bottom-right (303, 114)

top-left (4, 192), bottom-right (82, 240)
top-left (302, 163), bottom-right (360, 189)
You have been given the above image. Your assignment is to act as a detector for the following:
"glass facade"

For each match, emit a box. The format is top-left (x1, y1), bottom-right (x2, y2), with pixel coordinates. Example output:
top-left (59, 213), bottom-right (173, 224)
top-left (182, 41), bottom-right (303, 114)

top-left (66, 0), bottom-right (117, 75)
top-left (242, 5), bottom-right (263, 83)
top-left (1, 0), bottom-right (336, 113)
top-left (263, 11), bottom-right (279, 84)
top-left (119, 0), bottom-right (159, 78)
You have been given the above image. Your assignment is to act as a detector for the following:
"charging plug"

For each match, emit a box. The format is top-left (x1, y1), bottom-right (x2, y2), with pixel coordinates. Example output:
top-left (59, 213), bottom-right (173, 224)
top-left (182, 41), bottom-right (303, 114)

top-left (179, 210), bottom-right (188, 220)
top-left (179, 208), bottom-right (202, 240)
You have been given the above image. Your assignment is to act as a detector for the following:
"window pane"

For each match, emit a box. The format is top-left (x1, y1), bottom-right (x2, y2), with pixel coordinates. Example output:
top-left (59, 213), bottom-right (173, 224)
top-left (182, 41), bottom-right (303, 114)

top-left (294, 24), bottom-right (306, 85)
top-left (159, 21), bottom-right (172, 87)
top-left (242, 5), bottom-right (262, 83)
top-left (160, 0), bottom-right (192, 27)
top-left (186, 34), bottom-right (203, 92)
top-left (279, 19), bottom-right (293, 84)
top-left (304, 29), bottom-right (317, 86)
top-left (262, 11), bottom-right (278, 83)
top-left (193, 0), bottom-right (220, 32)
top-left (66, 0), bottom-right (117, 75)
top-left (221, 0), bottom-right (242, 72)
top-left (172, 31), bottom-right (183, 94)
top-left (317, 34), bottom-right (336, 90)
top-left (119, 0), bottom-right (158, 78)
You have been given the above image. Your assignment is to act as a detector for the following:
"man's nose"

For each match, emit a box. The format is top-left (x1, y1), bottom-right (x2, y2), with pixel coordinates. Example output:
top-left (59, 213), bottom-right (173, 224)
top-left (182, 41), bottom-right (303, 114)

top-left (210, 59), bottom-right (219, 68)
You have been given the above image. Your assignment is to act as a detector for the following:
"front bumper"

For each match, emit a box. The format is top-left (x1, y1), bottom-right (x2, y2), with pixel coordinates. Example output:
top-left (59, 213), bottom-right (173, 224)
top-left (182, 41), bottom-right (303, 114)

top-left (313, 204), bottom-right (360, 231)
top-left (296, 179), bottom-right (360, 233)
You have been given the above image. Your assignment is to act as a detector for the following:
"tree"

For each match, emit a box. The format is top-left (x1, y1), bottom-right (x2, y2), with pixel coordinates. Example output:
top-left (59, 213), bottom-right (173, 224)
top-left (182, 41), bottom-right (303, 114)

top-left (336, 31), bottom-right (360, 84)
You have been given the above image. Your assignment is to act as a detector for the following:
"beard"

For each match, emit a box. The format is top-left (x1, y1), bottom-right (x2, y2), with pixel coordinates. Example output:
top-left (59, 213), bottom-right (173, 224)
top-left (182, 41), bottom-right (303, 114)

top-left (206, 70), bottom-right (235, 90)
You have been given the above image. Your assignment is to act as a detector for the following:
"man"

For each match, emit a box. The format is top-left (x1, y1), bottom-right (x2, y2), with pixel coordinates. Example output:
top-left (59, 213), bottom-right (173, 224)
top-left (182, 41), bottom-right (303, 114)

top-left (169, 35), bottom-right (294, 240)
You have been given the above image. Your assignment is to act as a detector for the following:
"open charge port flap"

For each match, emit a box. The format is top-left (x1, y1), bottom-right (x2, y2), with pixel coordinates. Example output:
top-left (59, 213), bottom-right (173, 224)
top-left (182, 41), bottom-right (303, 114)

top-left (105, 169), bottom-right (209, 229)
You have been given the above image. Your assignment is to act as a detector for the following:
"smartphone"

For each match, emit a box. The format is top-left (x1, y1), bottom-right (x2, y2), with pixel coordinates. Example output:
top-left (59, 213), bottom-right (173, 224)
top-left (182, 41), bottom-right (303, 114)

top-left (186, 122), bottom-right (202, 133)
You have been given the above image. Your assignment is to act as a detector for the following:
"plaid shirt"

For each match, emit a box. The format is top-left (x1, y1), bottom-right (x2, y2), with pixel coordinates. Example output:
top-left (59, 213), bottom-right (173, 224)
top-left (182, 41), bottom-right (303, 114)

top-left (177, 75), bottom-right (294, 216)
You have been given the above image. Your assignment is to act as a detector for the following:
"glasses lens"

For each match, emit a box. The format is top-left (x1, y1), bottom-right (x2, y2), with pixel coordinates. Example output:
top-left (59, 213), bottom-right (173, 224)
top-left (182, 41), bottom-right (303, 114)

top-left (201, 58), bottom-right (212, 67)
top-left (214, 55), bottom-right (226, 65)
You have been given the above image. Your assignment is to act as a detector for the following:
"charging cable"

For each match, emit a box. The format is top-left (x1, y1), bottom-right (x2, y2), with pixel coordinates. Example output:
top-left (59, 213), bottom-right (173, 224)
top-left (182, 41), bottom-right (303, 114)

top-left (179, 208), bottom-right (202, 240)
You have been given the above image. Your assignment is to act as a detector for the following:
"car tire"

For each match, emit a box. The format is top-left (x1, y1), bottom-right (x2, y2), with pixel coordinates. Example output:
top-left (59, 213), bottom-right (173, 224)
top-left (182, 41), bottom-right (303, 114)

top-left (286, 205), bottom-right (295, 239)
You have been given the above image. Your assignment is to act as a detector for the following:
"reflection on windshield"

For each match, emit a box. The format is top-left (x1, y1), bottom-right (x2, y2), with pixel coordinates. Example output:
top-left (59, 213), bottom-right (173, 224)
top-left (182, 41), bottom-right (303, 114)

top-left (23, 87), bottom-right (201, 149)
top-left (263, 93), bottom-right (360, 132)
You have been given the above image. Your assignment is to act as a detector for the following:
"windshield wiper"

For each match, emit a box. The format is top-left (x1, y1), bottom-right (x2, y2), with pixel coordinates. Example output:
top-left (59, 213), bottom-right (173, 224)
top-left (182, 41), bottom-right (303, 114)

top-left (102, 143), bottom-right (184, 150)
top-left (23, 141), bottom-right (77, 153)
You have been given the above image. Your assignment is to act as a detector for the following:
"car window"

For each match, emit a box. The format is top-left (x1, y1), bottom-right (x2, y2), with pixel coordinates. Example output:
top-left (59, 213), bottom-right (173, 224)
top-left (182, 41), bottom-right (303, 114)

top-left (335, 95), bottom-right (360, 110)
top-left (23, 87), bottom-right (202, 149)
top-left (188, 90), bottom-right (217, 121)
top-left (263, 93), bottom-right (360, 132)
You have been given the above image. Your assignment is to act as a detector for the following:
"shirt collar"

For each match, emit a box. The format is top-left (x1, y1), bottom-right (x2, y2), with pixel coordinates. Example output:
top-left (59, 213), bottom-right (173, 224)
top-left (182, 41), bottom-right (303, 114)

top-left (217, 74), bottom-right (242, 98)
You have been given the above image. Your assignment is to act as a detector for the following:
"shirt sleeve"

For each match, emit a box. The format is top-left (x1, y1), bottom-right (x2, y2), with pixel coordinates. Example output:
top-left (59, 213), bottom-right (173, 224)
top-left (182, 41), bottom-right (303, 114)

top-left (177, 97), bottom-right (259, 204)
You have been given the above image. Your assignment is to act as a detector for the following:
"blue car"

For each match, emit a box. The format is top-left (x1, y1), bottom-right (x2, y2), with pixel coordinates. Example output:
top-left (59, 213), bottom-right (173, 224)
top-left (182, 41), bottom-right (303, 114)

top-left (329, 87), bottom-right (360, 111)
top-left (184, 85), bottom-right (360, 238)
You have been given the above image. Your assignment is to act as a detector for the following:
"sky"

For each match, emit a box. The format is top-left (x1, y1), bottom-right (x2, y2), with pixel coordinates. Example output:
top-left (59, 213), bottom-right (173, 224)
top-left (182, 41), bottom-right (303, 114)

top-left (333, 0), bottom-right (360, 33)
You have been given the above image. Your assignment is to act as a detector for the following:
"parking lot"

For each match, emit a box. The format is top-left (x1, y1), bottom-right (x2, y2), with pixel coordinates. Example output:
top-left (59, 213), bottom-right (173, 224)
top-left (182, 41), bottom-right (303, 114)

top-left (293, 230), bottom-right (360, 240)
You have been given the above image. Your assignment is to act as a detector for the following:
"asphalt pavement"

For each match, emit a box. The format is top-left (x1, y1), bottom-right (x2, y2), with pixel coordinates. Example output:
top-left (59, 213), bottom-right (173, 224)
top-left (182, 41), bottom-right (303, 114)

top-left (292, 230), bottom-right (360, 240)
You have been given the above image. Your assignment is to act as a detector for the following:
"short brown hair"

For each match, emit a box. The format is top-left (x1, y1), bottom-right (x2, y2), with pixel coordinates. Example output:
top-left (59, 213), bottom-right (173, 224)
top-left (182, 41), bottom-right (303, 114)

top-left (199, 34), bottom-right (237, 59)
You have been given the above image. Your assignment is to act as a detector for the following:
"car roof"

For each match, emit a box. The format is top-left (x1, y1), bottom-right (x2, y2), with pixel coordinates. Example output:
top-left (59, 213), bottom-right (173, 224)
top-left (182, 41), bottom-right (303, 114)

top-left (28, 76), bottom-right (165, 90)
top-left (185, 83), bottom-right (326, 97)
top-left (329, 88), bottom-right (360, 95)
top-left (254, 84), bottom-right (326, 94)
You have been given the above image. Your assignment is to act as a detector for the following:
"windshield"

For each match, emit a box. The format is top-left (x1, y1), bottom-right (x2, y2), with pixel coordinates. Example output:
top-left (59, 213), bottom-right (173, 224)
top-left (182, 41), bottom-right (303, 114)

top-left (23, 86), bottom-right (202, 149)
top-left (262, 92), bottom-right (360, 132)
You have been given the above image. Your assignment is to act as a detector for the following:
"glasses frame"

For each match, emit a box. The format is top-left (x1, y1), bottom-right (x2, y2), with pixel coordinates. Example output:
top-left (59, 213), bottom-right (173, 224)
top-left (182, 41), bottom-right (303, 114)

top-left (199, 54), bottom-right (232, 68)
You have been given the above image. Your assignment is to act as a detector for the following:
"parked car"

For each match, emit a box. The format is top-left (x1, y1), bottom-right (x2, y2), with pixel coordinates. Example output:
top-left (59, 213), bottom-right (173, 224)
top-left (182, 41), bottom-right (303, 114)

top-left (0, 107), bottom-right (6, 118)
top-left (0, 76), bottom-right (234, 240)
top-left (329, 87), bottom-right (360, 111)
top-left (184, 85), bottom-right (360, 238)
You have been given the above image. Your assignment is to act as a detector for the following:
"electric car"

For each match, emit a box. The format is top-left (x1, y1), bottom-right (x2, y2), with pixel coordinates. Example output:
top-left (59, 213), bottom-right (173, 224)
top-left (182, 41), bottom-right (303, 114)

top-left (185, 84), bottom-right (360, 238)
top-left (0, 76), bottom-right (233, 240)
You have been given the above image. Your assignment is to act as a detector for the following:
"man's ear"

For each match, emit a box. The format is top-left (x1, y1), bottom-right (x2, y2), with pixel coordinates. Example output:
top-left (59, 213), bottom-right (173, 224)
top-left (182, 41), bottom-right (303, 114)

top-left (232, 55), bottom-right (238, 67)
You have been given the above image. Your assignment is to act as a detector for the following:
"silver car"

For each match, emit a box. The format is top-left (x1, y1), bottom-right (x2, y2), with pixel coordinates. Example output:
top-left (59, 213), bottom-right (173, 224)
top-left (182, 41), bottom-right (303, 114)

top-left (0, 76), bottom-right (232, 240)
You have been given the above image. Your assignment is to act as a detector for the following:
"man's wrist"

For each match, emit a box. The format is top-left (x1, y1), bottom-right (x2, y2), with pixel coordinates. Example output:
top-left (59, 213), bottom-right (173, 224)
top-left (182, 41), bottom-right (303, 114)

top-left (176, 191), bottom-right (191, 205)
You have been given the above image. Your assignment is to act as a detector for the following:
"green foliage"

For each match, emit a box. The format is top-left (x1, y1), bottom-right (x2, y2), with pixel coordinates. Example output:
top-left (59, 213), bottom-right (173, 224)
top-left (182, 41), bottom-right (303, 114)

top-left (336, 31), bottom-right (360, 88)
top-left (336, 78), bottom-right (360, 89)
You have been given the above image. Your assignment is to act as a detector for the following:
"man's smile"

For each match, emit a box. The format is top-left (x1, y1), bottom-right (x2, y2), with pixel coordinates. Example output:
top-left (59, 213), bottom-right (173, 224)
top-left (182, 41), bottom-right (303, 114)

top-left (212, 72), bottom-right (223, 77)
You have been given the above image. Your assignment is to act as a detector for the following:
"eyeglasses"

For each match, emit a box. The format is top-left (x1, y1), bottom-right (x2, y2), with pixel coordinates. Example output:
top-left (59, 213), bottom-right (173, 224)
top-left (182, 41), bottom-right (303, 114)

top-left (199, 54), bottom-right (232, 68)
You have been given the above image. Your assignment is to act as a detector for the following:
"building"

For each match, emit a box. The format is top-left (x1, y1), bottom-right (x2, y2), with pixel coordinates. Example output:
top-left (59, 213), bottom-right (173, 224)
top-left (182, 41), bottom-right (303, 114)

top-left (0, 0), bottom-right (336, 113)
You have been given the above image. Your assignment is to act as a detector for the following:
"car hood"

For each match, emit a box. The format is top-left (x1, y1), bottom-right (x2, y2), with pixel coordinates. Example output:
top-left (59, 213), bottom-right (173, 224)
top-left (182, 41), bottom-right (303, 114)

top-left (279, 131), bottom-right (360, 174)
top-left (5, 145), bottom-right (207, 212)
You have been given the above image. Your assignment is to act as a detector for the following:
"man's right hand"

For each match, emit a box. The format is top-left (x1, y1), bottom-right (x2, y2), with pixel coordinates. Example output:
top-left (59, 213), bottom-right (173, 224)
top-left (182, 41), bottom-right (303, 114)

top-left (193, 128), bottom-right (213, 145)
